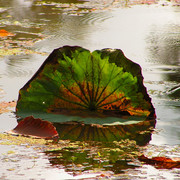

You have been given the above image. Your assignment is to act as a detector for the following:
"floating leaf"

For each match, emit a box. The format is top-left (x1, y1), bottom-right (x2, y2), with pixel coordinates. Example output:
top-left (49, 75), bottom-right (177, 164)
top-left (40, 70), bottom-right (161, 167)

top-left (138, 155), bottom-right (180, 169)
top-left (0, 101), bottom-right (16, 114)
top-left (8, 116), bottom-right (59, 139)
top-left (16, 46), bottom-right (155, 118)
top-left (0, 48), bottom-right (47, 57)
top-left (0, 29), bottom-right (15, 37)
top-left (14, 46), bottom-right (156, 144)
top-left (0, 48), bottom-right (21, 56)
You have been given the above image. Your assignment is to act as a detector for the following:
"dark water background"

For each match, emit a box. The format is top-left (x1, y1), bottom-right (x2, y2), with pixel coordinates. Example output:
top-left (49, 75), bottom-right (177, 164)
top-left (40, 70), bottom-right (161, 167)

top-left (0, 0), bottom-right (179, 179)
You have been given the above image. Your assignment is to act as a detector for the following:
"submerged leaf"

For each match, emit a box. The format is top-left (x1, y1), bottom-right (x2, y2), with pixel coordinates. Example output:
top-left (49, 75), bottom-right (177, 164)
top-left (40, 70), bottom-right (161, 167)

top-left (16, 46), bottom-right (155, 118)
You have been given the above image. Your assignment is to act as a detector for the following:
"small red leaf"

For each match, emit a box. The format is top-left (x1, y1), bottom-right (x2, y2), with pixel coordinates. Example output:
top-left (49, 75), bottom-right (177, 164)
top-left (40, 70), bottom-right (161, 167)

top-left (138, 155), bottom-right (180, 169)
top-left (8, 116), bottom-right (59, 139)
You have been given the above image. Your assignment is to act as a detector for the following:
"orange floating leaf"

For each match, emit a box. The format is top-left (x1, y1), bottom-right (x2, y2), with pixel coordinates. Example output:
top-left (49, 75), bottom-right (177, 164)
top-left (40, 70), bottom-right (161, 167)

top-left (0, 29), bottom-right (15, 37)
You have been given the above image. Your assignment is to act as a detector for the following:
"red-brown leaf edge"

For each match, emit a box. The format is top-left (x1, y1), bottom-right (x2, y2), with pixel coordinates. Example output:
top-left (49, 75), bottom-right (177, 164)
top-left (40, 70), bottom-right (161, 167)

top-left (8, 116), bottom-right (59, 140)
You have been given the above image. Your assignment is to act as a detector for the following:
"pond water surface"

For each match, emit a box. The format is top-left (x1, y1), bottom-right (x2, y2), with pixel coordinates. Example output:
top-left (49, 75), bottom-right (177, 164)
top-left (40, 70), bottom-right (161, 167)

top-left (0, 0), bottom-right (180, 179)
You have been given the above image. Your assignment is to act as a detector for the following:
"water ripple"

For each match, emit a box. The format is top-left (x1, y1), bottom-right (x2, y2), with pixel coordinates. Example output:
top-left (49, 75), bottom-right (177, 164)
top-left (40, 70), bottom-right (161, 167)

top-left (4, 56), bottom-right (34, 78)
top-left (80, 12), bottom-right (113, 25)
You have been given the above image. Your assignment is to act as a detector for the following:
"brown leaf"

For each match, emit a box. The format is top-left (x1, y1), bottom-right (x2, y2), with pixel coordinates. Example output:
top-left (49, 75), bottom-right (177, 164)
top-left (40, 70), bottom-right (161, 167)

top-left (138, 155), bottom-right (180, 169)
top-left (8, 116), bottom-right (59, 140)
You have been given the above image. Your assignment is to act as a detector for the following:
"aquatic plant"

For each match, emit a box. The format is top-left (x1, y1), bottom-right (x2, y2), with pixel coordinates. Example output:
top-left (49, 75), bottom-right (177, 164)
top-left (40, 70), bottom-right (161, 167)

top-left (16, 46), bottom-right (155, 118)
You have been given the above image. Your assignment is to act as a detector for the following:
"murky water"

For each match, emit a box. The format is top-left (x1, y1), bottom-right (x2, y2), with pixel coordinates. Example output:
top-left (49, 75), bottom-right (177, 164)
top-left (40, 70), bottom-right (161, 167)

top-left (0, 0), bottom-right (180, 179)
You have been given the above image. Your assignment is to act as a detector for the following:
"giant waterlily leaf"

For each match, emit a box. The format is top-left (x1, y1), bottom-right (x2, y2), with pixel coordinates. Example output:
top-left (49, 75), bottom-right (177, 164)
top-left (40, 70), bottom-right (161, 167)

top-left (8, 116), bottom-right (59, 139)
top-left (16, 46), bottom-right (155, 118)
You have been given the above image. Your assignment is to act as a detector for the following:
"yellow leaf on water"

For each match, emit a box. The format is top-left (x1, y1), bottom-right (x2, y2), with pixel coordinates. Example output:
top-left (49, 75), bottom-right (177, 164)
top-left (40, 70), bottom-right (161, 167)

top-left (13, 21), bottom-right (22, 25)
top-left (7, 150), bottom-right (16, 154)
top-left (0, 48), bottom-right (47, 57)
top-left (7, 168), bottom-right (15, 171)
top-left (0, 48), bottom-right (21, 56)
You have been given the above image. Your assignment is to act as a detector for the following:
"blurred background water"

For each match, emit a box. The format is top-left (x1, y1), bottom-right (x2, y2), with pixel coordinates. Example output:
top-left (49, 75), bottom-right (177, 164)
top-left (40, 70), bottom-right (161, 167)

top-left (0, 0), bottom-right (179, 179)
